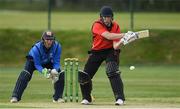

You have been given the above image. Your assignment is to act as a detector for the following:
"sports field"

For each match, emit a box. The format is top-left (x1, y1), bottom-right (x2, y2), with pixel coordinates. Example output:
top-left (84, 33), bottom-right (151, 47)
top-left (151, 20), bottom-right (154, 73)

top-left (0, 11), bottom-right (180, 108)
top-left (0, 11), bottom-right (180, 30)
top-left (0, 65), bottom-right (180, 108)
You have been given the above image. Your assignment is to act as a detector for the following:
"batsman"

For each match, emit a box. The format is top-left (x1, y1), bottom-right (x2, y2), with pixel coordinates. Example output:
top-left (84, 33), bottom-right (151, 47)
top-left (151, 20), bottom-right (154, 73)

top-left (78, 6), bottom-right (137, 105)
top-left (10, 31), bottom-right (65, 103)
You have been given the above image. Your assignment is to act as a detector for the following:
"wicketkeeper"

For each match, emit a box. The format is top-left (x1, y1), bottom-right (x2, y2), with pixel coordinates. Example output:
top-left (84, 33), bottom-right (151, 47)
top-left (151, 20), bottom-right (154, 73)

top-left (78, 6), bottom-right (137, 105)
top-left (10, 31), bottom-right (64, 103)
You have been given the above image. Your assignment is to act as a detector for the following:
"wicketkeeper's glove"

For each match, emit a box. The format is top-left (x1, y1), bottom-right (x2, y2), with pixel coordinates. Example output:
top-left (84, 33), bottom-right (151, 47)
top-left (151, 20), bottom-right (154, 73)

top-left (42, 68), bottom-right (50, 78)
top-left (42, 68), bottom-right (60, 83)
top-left (121, 31), bottom-right (138, 45)
top-left (50, 69), bottom-right (59, 84)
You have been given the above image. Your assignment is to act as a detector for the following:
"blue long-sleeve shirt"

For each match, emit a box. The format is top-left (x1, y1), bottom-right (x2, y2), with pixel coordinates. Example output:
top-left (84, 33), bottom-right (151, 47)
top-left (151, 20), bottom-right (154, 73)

top-left (28, 41), bottom-right (61, 73)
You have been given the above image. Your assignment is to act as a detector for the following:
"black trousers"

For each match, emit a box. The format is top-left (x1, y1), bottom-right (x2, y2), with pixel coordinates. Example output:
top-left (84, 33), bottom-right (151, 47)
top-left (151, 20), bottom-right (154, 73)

top-left (11, 59), bottom-right (64, 101)
top-left (80, 48), bottom-right (125, 101)
top-left (84, 48), bottom-right (120, 78)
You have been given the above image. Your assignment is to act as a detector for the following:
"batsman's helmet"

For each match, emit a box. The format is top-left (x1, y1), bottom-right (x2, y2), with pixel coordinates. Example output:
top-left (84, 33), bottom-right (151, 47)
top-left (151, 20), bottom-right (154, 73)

top-left (100, 6), bottom-right (113, 17)
top-left (41, 31), bottom-right (55, 40)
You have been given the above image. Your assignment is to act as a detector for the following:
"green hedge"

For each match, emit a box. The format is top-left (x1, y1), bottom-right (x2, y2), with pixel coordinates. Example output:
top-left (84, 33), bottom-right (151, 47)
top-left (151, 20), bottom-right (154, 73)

top-left (0, 29), bottom-right (180, 66)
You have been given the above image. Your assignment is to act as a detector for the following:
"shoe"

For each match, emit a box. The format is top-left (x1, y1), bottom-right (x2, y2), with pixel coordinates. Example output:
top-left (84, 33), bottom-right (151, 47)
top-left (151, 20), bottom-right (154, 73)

top-left (53, 98), bottom-right (65, 103)
top-left (10, 97), bottom-right (18, 103)
top-left (81, 99), bottom-right (91, 105)
top-left (115, 99), bottom-right (124, 105)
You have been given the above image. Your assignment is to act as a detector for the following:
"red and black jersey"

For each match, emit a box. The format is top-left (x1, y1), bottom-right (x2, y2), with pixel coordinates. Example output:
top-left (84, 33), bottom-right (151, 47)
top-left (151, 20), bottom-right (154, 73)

top-left (91, 19), bottom-right (121, 50)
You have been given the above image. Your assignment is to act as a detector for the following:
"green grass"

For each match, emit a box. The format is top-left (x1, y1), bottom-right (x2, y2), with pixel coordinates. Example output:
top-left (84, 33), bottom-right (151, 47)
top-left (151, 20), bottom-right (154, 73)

top-left (1, 29), bottom-right (180, 65)
top-left (0, 65), bottom-right (180, 108)
top-left (0, 11), bottom-right (180, 108)
top-left (0, 11), bottom-right (180, 30)
top-left (1, 11), bottom-right (180, 65)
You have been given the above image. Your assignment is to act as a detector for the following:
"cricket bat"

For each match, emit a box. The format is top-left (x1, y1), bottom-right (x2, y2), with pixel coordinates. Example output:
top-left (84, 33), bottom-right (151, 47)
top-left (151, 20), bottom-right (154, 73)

top-left (135, 30), bottom-right (149, 39)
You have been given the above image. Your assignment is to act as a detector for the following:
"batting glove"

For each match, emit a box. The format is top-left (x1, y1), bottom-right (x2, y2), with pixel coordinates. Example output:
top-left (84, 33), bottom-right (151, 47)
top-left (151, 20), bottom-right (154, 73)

top-left (121, 31), bottom-right (138, 45)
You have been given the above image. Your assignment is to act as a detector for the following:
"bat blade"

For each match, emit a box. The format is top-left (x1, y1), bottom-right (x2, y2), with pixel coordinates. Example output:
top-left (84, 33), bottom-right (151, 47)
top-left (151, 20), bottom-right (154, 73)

top-left (135, 30), bottom-right (149, 39)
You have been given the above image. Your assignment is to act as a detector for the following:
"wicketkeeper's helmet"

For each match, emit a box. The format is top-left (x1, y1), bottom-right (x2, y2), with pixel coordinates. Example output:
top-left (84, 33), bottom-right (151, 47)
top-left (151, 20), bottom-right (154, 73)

top-left (41, 31), bottom-right (55, 40)
top-left (100, 6), bottom-right (113, 17)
